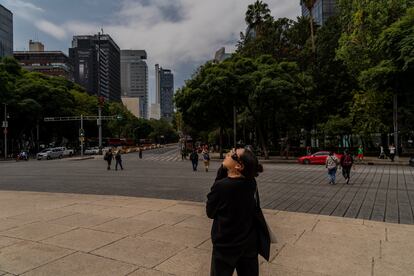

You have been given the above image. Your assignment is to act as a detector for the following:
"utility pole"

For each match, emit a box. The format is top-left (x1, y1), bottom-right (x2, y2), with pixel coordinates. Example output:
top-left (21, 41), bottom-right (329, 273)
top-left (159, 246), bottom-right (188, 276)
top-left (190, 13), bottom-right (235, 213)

top-left (393, 94), bottom-right (399, 159)
top-left (97, 30), bottom-right (103, 152)
top-left (2, 103), bottom-right (8, 160)
top-left (80, 114), bottom-right (84, 157)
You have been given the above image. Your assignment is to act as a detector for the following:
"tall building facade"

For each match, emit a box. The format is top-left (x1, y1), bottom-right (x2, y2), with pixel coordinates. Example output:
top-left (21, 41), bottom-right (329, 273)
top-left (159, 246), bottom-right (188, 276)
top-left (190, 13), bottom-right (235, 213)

top-left (155, 64), bottom-right (174, 121)
top-left (0, 4), bottom-right (13, 58)
top-left (300, 0), bottom-right (336, 26)
top-left (69, 34), bottom-right (121, 101)
top-left (121, 50), bottom-right (148, 118)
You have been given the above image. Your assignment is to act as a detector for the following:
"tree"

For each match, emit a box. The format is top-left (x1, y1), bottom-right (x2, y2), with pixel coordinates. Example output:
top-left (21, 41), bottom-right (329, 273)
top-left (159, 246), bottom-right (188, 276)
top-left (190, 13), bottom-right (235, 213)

top-left (245, 0), bottom-right (273, 38)
top-left (302, 0), bottom-right (317, 53)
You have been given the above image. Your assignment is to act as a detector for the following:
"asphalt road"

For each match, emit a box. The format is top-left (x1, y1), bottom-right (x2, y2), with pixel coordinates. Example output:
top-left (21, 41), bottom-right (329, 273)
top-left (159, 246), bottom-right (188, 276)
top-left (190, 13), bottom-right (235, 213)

top-left (1, 146), bottom-right (414, 224)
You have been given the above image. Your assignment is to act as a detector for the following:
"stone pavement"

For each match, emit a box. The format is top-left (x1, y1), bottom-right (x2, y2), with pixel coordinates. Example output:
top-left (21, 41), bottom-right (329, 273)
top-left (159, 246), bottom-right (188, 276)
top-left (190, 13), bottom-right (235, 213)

top-left (0, 191), bottom-right (413, 275)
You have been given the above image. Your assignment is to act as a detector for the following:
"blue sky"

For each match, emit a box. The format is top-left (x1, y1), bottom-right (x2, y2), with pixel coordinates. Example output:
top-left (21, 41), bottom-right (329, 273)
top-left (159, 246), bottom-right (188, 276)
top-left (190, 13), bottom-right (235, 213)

top-left (1, 0), bottom-right (300, 103)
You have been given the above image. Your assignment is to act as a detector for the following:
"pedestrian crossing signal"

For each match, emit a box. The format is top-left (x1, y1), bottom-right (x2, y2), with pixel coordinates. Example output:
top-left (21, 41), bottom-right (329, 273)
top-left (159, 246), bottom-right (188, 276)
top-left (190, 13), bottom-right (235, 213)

top-left (79, 128), bottom-right (85, 137)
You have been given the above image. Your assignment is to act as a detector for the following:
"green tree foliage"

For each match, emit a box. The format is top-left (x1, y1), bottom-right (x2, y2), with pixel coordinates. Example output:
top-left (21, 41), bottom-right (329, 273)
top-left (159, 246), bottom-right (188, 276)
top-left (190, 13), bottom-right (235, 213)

top-left (176, 0), bottom-right (414, 155)
top-left (0, 58), bottom-right (176, 153)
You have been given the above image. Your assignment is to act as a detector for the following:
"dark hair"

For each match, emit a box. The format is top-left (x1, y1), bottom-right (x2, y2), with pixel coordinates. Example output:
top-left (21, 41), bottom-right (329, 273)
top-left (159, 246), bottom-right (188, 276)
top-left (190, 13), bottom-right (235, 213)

top-left (239, 148), bottom-right (263, 179)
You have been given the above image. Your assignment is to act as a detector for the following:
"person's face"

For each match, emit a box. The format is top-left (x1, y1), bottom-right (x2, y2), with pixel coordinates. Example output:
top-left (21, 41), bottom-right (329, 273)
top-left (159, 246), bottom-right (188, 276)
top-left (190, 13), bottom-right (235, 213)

top-left (223, 148), bottom-right (244, 171)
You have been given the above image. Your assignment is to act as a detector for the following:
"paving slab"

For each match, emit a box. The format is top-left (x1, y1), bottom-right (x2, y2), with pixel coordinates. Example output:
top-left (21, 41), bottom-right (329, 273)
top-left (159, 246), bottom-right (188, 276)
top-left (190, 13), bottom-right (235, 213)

top-left (41, 228), bottom-right (125, 252)
top-left (48, 213), bottom-right (115, 228)
top-left (92, 236), bottom-right (185, 268)
top-left (155, 248), bottom-right (210, 275)
top-left (0, 222), bottom-right (74, 242)
top-left (0, 236), bottom-right (21, 249)
top-left (165, 202), bottom-right (206, 217)
top-left (8, 209), bottom-right (75, 223)
top-left (127, 268), bottom-right (174, 276)
top-left (132, 210), bottom-right (191, 225)
top-left (272, 231), bottom-right (379, 276)
top-left (142, 225), bottom-right (210, 247)
top-left (21, 252), bottom-right (137, 276)
top-left (174, 215), bottom-right (212, 230)
top-left (91, 217), bottom-right (162, 236)
top-left (0, 218), bottom-right (29, 232)
top-left (0, 240), bottom-right (73, 275)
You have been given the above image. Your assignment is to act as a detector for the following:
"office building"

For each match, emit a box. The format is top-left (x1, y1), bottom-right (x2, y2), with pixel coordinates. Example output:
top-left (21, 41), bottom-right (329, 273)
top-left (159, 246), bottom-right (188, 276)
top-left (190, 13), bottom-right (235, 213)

top-left (0, 4), bottom-right (13, 58)
top-left (155, 64), bottom-right (174, 121)
top-left (213, 47), bottom-right (232, 63)
top-left (121, 50), bottom-right (148, 118)
top-left (300, 0), bottom-right (336, 26)
top-left (14, 41), bottom-right (72, 80)
top-left (121, 97), bottom-right (140, 118)
top-left (69, 34), bottom-right (121, 101)
top-left (29, 40), bottom-right (44, 51)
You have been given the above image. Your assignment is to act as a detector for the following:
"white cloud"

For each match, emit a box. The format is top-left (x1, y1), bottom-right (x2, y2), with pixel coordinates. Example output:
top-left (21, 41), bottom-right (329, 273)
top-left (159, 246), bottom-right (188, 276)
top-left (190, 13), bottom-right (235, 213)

top-left (2, 0), bottom-right (44, 20)
top-left (35, 20), bottom-right (67, 40)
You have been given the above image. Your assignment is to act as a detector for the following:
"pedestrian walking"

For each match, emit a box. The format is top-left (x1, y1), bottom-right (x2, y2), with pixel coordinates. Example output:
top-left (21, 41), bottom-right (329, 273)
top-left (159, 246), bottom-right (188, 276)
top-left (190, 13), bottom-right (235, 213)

top-left (340, 150), bottom-right (354, 184)
top-left (389, 144), bottom-right (396, 162)
top-left (190, 149), bottom-right (198, 171)
top-left (357, 145), bottom-right (364, 161)
top-left (138, 147), bottom-right (143, 159)
top-left (104, 149), bottom-right (113, 170)
top-left (207, 147), bottom-right (269, 276)
top-left (115, 150), bottom-right (123, 170)
top-left (325, 152), bottom-right (339, 185)
top-left (181, 148), bottom-right (187, 160)
top-left (202, 147), bottom-right (210, 172)
top-left (379, 145), bottom-right (386, 159)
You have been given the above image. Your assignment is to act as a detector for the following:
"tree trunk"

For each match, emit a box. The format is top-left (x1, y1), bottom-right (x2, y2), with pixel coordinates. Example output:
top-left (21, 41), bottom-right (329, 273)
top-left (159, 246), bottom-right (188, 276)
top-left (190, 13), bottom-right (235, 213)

top-left (219, 126), bottom-right (224, 159)
top-left (257, 124), bottom-right (269, 160)
top-left (309, 15), bottom-right (316, 54)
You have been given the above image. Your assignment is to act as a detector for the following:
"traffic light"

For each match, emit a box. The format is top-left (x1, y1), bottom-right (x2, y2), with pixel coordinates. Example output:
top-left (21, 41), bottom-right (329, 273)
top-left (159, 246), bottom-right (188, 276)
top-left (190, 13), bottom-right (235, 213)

top-left (116, 114), bottom-right (123, 120)
top-left (79, 128), bottom-right (85, 137)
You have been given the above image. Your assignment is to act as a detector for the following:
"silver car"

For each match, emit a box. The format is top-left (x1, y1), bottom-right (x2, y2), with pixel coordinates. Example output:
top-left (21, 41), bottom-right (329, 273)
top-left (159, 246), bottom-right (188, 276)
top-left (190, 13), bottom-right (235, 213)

top-left (37, 148), bottom-right (64, 160)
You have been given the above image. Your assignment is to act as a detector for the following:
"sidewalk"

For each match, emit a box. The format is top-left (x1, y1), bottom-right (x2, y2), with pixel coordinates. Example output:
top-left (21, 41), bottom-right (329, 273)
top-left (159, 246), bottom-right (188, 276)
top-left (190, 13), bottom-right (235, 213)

top-left (0, 191), bottom-right (413, 275)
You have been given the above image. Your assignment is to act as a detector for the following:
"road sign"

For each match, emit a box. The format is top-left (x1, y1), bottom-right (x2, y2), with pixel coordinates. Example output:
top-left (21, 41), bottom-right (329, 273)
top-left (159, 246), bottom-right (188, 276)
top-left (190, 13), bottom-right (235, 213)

top-left (2, 121), bottom-right (8, 128)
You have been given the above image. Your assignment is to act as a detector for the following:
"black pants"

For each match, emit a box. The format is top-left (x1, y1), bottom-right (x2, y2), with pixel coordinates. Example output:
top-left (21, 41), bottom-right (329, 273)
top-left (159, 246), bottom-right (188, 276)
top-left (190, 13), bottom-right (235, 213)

top-left (210, 251), bottom-right (258, 276)
top-left (115, 160), bottom-right (123, 170)
top-left (342, 166), bottom-right (351, 180)
top-left (192, 161), bottom-right (198, 171)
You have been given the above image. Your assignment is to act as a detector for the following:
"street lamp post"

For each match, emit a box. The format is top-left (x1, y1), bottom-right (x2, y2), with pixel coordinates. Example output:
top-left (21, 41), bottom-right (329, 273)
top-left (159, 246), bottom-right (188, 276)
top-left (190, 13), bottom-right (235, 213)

top-left (2, 103), bottom-right (8, 160)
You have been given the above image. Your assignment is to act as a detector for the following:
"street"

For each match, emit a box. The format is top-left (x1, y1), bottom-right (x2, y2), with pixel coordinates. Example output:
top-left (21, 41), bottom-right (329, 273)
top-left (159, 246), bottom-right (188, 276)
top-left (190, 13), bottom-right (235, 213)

top-left (1, 146), bottom-right (414, 224)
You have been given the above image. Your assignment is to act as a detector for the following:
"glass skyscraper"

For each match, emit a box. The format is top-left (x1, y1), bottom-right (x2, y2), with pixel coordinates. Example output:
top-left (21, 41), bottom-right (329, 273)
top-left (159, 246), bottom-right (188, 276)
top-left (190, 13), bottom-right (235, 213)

top-left (0, 4), bottom-right (13, 58)
top-left (121, 50), bottom-right (148, 119)
top-left (300, 0), bottom-right (336, 26)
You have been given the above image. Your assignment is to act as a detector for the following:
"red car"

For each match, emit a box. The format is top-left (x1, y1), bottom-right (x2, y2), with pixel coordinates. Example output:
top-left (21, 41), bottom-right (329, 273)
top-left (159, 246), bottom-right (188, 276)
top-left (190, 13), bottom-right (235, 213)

top-left (298, 151), bottom-right (343, 165)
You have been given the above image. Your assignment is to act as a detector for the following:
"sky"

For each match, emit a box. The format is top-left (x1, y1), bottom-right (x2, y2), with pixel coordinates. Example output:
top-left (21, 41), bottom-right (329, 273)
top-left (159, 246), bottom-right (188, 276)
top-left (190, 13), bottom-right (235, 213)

top-left (1, 0), bottom-right (300, 104)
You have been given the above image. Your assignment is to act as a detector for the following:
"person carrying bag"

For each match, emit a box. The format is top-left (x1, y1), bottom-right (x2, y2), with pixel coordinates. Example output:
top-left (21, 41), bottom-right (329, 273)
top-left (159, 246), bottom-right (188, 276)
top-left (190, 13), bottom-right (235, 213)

top-left (206, 147), bottom-right (275, 276)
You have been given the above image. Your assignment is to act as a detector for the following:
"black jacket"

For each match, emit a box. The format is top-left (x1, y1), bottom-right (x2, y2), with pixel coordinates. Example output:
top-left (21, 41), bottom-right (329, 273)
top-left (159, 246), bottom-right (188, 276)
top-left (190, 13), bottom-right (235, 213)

top-left (206, 166), bottom-right (271, 261)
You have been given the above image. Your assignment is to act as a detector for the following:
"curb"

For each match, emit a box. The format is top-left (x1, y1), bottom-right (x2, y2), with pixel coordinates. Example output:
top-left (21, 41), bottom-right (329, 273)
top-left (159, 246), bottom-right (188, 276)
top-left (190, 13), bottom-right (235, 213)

top-left (68, 156), bottom-right (95, 161)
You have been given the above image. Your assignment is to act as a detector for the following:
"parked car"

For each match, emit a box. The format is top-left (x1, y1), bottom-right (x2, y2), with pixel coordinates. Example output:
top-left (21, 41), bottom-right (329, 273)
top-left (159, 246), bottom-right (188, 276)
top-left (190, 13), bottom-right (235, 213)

top-left (84, 147), bottom-right (100, 155)
top-left (298, 151), bottom-right (343, 165)
top-left (410, 156), bottom-right (414, 167)
top-left (37, 148), bottom-right (64, 160)
top-left (55, 147), bottom-right (74, 157)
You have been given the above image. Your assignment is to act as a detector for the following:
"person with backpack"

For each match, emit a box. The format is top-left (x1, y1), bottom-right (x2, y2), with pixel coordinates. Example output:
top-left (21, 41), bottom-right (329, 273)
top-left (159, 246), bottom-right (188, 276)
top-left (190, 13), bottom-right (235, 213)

top-left (189, 149), bottom-right (199, 171)
top-left (325, 152), bottom-right (339, 185)
top-left (340, 149), bottom-right (354, 184)
top-left (202, 146), bottom-right (210, 172)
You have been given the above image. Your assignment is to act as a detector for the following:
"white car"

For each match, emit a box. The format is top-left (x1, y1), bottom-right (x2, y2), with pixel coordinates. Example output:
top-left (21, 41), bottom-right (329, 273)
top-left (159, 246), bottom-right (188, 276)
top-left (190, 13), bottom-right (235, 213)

top-left (37, 148), bottom-right (64, 160)
top-left (84, 147), bottom-right (100, 155)
top-left (55, 147), bottom-right (74, 157)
